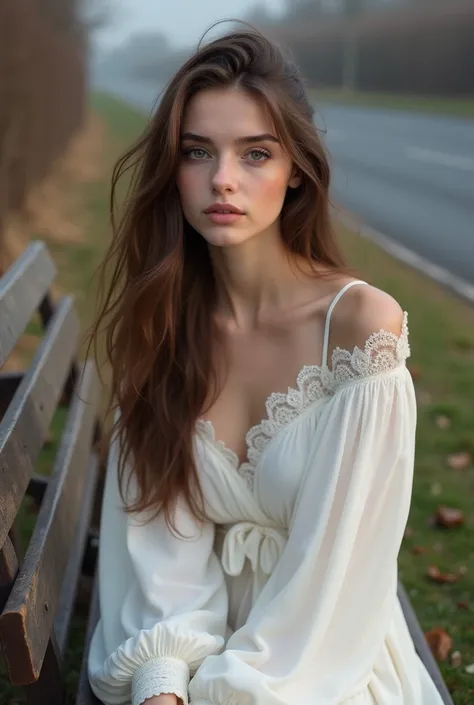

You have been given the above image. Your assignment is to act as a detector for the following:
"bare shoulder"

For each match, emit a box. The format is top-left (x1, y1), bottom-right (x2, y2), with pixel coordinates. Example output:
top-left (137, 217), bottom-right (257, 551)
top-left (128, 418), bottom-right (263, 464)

top-left (328, 283), bottom-right (405, 353)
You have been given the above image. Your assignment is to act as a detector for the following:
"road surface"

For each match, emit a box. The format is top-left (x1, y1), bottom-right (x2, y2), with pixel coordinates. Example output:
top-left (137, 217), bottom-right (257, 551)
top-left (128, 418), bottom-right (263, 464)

top-left (318, 104), bottom-right (474, 285)
top-left (95, 76), bottom-right (474, 285)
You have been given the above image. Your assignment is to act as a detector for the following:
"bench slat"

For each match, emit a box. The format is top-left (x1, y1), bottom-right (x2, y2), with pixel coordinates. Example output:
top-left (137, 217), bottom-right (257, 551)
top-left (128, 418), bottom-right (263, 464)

top-left (0, 242), bottom-right (55, 366)
top-left (0, 295), bottom-right (79, 549)
top-left (75, 576), bottom-right (101, 705)
top-left (55, 449), bottom-right (100, 654)
top-left (398, 582), bottom-right (454, 705)
top-left (0, 360), bottom-right (100, 685)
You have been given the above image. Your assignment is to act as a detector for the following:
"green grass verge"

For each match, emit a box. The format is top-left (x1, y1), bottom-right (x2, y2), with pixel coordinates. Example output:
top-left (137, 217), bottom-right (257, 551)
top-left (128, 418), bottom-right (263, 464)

top-left (2, 92), bottom-right (473, 702)
top-left (310, 88), bottom-right (474, 120)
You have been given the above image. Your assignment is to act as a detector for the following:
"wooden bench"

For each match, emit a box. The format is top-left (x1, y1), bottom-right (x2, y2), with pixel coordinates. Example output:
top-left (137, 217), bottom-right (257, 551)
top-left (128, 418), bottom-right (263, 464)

top-left (0, 241), bottom-right (102, 704)
top-left (0, 242), bottom-right (454, 705)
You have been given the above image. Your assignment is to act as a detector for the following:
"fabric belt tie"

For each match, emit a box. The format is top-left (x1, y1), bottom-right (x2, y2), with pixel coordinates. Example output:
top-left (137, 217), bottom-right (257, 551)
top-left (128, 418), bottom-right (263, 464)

top-left (220, 521), bottom-right (287, 601)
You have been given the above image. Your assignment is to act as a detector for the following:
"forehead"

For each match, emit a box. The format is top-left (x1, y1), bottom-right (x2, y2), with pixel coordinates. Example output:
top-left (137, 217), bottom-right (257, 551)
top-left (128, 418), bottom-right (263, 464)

top-left (182, 87), bottom-right (274, 139)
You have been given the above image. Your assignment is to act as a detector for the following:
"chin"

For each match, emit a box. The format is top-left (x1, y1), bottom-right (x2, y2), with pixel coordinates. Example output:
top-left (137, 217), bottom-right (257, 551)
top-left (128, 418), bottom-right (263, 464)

top-left (198, 226), bottom-right (254, 248)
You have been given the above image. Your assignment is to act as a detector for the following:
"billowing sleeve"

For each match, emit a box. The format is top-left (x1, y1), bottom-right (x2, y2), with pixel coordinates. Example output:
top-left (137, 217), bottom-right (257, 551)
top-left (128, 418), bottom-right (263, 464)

top-left (189, 365), bottom-right (416, 705)
top-left (88, 424), bottom-right (228, 705)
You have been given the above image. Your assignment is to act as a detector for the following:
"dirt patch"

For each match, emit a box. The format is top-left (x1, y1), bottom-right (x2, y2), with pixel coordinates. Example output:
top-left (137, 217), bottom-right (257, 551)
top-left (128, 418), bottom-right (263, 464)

top-left (1, 111), bottom-right (107, 372)
top-left (2, 112), bottom-right (106, 269)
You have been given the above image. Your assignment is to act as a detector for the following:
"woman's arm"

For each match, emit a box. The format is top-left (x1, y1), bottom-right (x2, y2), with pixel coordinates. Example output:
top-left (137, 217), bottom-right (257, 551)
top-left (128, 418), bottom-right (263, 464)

top-left (88, 420), bottom-right (228, 705)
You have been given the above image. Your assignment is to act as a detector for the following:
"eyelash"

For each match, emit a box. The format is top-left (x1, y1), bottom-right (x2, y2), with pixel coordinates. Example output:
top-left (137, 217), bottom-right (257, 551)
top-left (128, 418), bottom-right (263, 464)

top-left (183, 147), bottom-right (272, 162)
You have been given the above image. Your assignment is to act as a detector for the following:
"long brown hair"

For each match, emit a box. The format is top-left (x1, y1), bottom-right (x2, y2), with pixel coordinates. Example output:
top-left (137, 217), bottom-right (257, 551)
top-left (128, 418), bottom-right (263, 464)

top-left (89, 26), bottom-right (351, 530)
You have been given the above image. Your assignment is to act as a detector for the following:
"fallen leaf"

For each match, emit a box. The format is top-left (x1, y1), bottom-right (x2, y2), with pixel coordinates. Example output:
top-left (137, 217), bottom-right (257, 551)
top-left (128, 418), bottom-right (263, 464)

top-left (459, 565), bottom-right (468, 576)
top-left (411, 545), bottom-right (426, 556)
top-left (432, 542), bottom-right (444, 553)
top-left (447, 452), bottom-right (472, 470)
top-left (427, 565), bottom-right (459, 584)
top-left (433, 506), bottom-right (465, 529)
top-left (466, 662), bottom-right (474, 675)
top-left (436, 415), bottom-right (451, 430)
top-left (451, 650), bottom-right (462, 668)
top-left (425, 628), bottom-right (453, 661)
top-left (457, 601), bottom-right (470, 610)
top-left (404, 526), bottom-right (414, 539)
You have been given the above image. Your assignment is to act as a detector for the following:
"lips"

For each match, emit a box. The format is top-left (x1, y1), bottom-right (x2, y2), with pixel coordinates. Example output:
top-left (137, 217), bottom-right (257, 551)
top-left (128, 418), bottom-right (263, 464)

top-left (204, 203), bottom-right (245, 215)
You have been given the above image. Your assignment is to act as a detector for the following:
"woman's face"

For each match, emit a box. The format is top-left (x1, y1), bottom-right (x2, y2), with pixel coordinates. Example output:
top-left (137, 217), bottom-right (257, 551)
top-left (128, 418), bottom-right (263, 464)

top-left (177, 86), bottom-right (300, 248)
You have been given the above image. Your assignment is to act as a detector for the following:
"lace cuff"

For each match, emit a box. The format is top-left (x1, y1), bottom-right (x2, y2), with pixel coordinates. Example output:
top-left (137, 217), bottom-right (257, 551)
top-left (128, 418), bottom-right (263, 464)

top-left (132, 657), bottom-right (189, 705)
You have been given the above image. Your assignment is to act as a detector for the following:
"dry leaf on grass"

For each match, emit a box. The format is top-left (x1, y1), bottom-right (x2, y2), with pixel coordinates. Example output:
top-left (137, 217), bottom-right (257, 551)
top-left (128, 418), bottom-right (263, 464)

top-left (404, 526), bottom-right (414, 539)
top-left (427, 565), bottom-right (459, 584)
top-left (432, 506), bottom-right (465, 529)
top-left (447, 452), bottom-right (472, 470)
top-left (411, 546), bottom-right (426, 556)
top-left (430, 482), bottom-right (443, 496)
top-left (457, 601), bottom-right (470, 610)
top-left (466, 662), bottom-right (474, 675)
top-left (425, 628), bottom-right (453, 661)
top-left (436, 415), bottom-right (451, 430)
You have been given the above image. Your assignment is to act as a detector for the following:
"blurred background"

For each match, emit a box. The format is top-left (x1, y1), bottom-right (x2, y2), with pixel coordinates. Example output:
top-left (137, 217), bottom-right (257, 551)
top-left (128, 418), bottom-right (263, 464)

top-left (1, 1), bottom-right (474, 703)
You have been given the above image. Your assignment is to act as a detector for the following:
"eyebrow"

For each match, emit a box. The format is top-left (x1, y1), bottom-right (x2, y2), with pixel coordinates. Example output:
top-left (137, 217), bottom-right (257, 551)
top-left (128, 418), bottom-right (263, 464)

top-left (181, 132), bottom-right (280, 145)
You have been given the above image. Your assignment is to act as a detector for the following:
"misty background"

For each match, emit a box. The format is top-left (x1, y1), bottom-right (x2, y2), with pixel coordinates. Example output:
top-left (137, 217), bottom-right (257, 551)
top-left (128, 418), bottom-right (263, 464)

top-left (1, 0), bottom-right (474, 283)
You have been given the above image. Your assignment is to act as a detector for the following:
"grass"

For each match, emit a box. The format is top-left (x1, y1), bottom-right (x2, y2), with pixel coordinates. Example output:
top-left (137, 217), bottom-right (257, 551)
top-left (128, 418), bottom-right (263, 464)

top-left (1, 92), bottom-right (474, 702)
top-left (310, 87), bottom-right (474, 120)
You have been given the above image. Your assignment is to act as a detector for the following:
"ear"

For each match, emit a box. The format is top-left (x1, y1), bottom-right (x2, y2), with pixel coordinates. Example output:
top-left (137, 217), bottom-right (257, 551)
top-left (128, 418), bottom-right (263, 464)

top-left (288, 167), bottom-right (302, 189)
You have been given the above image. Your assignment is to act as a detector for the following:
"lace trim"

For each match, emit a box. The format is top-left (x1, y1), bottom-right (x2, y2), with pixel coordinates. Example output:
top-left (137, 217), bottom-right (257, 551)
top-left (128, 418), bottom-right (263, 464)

top-left (131, 657), bottom-right (189, 705)
top-left (198, 313), bottom-right (410, 492)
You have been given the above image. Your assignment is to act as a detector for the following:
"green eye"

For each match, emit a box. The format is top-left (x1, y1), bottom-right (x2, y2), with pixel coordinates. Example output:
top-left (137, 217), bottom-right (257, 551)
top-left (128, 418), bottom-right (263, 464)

top-left (186, 148), bottom-right (209, 160)
top-left (247, 149), bottom-right (271, 162)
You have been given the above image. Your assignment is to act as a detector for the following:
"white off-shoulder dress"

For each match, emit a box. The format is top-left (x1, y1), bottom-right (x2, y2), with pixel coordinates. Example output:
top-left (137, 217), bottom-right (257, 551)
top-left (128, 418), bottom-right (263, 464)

top-left (88, 281), bottom-right (445, 705)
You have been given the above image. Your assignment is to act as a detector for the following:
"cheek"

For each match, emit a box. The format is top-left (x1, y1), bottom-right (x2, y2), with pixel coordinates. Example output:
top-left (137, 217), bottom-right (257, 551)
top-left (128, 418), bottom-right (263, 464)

top-left (252, 166), bottom-right (290, 204)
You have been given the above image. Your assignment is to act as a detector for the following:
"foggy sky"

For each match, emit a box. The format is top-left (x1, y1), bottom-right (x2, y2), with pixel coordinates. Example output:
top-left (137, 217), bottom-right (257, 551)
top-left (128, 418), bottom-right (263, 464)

top-left (98, 0), bottom-right (285, 50)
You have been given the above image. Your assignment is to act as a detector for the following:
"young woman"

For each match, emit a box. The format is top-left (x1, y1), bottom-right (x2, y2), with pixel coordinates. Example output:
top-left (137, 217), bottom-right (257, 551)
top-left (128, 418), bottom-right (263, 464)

top-left (87, 27), bottom-right (444, 705)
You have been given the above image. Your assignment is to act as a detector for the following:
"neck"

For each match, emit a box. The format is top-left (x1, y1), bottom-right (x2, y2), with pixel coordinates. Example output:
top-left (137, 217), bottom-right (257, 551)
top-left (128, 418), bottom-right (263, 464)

top-left (209, 227), bottom-right (315, 329)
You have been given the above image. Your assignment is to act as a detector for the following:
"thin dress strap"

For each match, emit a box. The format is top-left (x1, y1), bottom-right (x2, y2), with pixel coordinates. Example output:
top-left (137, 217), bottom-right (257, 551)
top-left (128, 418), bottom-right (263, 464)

top-left (322, 280), bottom-right (369, 368)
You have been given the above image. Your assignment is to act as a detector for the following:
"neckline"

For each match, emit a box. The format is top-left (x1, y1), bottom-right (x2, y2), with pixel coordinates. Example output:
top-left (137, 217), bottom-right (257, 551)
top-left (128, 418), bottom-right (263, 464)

top-left (196, 310), bottom-right (410, 492)
top-left (196, 359), bottom-right (336, 488)
top-left (197, 279), bottom-right (370, 476)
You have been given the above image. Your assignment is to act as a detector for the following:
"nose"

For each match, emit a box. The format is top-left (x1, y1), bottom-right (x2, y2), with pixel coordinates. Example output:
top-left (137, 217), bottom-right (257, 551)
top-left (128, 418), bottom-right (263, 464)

top-left (211, 156), bottom-right (238, 194)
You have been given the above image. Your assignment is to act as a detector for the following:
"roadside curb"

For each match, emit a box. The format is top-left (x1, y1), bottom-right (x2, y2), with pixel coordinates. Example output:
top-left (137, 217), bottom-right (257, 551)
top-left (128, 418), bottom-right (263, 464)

top-left (335, 210), bottom-right (474, 307)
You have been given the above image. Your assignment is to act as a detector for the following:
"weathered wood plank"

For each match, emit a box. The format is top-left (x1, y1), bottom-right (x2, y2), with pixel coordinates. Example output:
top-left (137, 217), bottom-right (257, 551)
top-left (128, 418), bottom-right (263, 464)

top-left (0, 242), bottom-right (55, 366)
top-left (0, 295), bottom-right (79, 548)
top-left (398, 582), bottom-right (454, 705)
top-left (75, 576), bottom-right (101, 705)
top-left (0, 360), bottom-right (99, 684)
top-left (55, 449), bottom-right (100, 654)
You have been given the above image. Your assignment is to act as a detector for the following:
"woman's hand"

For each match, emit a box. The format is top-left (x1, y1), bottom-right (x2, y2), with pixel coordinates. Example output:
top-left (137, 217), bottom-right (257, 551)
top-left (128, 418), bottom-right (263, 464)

top-left (143, 695), bottom-right (179, 705)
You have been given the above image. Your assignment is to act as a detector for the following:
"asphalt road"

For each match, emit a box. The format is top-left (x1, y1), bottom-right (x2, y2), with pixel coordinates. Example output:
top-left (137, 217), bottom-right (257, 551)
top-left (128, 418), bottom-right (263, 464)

top-left (317, 104), bottom-right (474, 285)
top-left (96, 76), bottom-right (474, 285)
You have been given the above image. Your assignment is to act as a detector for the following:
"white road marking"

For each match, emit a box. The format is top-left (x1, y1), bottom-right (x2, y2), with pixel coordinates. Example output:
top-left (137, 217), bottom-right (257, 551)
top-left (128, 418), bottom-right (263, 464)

top-left (406, 146), bottom-right (474, 171)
